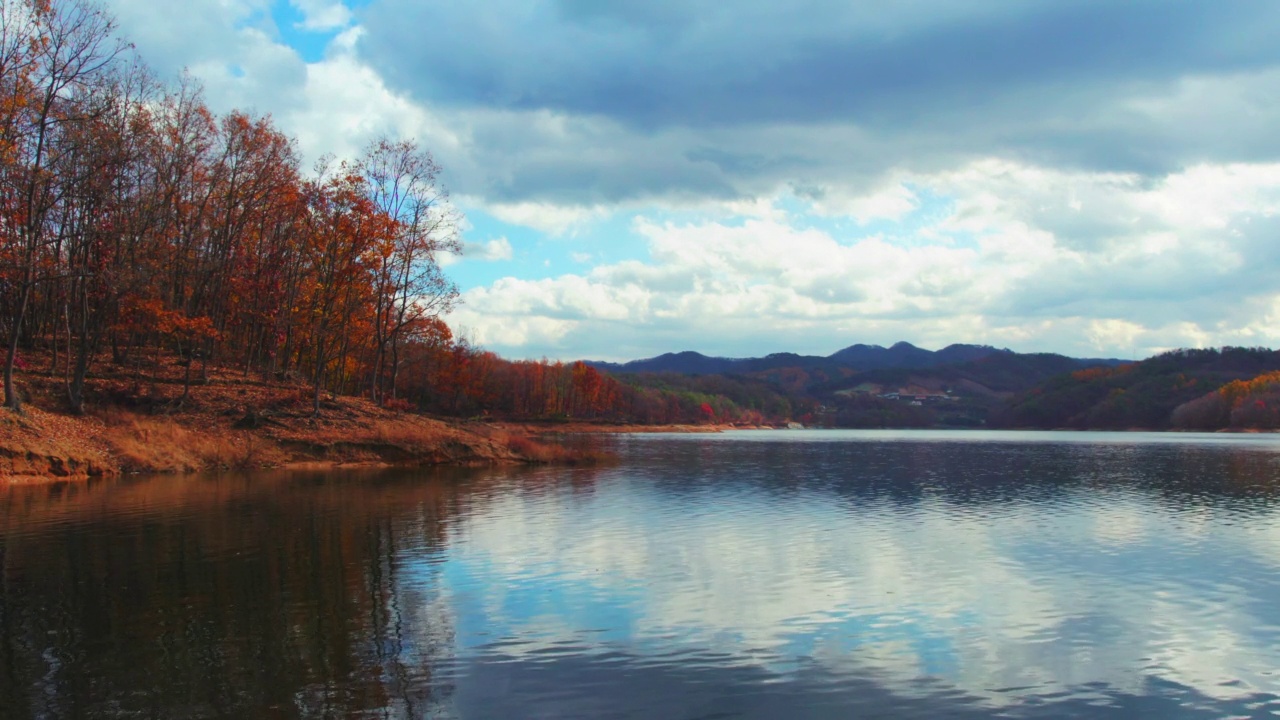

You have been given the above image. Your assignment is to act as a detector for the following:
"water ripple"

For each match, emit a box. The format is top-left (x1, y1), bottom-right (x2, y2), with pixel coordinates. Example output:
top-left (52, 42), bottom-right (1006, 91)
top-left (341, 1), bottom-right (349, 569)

top-left (4, 432), bottom-right (1280, 717)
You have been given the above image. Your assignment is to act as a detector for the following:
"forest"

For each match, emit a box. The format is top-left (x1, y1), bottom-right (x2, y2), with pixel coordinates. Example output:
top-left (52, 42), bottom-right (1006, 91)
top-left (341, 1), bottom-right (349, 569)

top-left (993, 347), bottom-right (1280, 430)
top-left (0, 0), bottom-right (454, 415)
top-left (0, 0), bottom-right (790, 429)
top-left (6, 1), bottom-right (1280, 438)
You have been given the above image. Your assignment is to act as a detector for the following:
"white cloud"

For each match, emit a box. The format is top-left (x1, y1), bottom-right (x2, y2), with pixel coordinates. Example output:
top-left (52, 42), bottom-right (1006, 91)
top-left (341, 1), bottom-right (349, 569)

top-left (106, 0), bottom-right (308, 115)
top-left (273, 27), bottom-right (466, 166)
top-left (1085, 320), bottom-right (1146, 354)
top-left (481, 201), bottom-right (609, 236)
top-left (98, 0), bottom-right (1280, 362)
top-left (453, 237), bottom-right (513, 264)
top-left (452, 158), bottom-right (1280, 360)
top-left (811, 181), bottom-right (921, 224)
top-left (289, 0), bottom-right (352, 31)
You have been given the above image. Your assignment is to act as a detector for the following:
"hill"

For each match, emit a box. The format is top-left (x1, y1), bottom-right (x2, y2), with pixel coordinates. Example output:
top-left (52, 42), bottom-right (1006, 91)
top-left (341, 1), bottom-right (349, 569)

top-left (992, 347), bottom-right (1280, 429)
top-left (589, 342), bottom-right (1128, 429)
top-left (590, 341), bottom-right (1124, 377)
top-left (813, 352), bottom-right (1101, 428)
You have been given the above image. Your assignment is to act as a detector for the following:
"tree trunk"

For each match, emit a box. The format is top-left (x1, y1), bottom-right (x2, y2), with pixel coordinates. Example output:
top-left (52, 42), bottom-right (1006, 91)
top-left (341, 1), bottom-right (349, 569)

top-left (4, 285), bottom-right (32, 413)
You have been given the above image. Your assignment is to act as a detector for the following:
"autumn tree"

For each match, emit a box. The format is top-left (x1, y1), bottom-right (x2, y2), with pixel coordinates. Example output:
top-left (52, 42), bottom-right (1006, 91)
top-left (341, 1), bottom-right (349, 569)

top-left (50, 60), bottom-right (157, 411)
top-left (295, 161), bottom-right (389, 414)
top-left (359, 136), bottom-right (459, 404)
top-left (0, 0), bottom-right (127, 411)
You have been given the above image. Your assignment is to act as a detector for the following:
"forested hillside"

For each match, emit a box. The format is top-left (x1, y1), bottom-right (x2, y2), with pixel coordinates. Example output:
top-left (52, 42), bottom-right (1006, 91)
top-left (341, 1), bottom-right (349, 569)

top-left (8, 3), bottom-right (1277, 436)
top-left (0, 0), bottom-right (793, 429)
top-left (813, 352), bottom-right (1091, 428)
top-left (589, 341), bottom-right (1019, 376)
top-left (393, 345), bottom-right (798, 425)
top-left (1172, 370), bottom-right (1280, 430)
top-left (992, 348), bottom-right (1280, 429)
top-left (0, 0), bottom-right (465, 416)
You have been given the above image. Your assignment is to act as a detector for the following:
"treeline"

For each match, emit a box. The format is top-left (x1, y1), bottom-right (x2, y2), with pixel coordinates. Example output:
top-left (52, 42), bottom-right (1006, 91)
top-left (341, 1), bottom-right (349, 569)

top-left (1171, 370), bottom-right (1280, 430)
top-left (0, 0), bottom-right (810, 428)
top-left (827, 395), bottom-right (935, 428)
top-left (617, 372), bottom-right (804, 424)
top-left (0, 0), bottom-right (461, 415)
top-left (389, 343), bottom-right (798, 424)
top-left (993, 347), bottom-right (1280, 429)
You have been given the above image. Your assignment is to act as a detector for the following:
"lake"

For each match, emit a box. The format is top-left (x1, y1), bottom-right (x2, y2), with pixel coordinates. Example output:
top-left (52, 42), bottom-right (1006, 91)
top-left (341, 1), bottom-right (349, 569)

top-left (3, 429), bottom-right (1280, 718)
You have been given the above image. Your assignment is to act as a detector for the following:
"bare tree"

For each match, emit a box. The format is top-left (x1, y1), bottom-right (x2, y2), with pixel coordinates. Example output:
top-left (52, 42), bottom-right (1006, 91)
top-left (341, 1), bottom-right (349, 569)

top-left (360, 137), bottom-right (460, 403)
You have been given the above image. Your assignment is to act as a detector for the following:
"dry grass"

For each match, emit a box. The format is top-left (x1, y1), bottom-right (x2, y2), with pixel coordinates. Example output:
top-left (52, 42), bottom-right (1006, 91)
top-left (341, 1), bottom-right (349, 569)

top-left (95, 409), bottom-right (286, 473)
top-left (3, 347), bottom-right (613, 481)
top-left (0, 407), bottom-right (113, 478)
top-left (366, 417), bottom-right (442, 449)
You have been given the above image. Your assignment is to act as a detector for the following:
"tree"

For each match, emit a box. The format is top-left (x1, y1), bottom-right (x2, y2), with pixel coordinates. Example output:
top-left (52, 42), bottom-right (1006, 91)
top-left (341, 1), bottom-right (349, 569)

top-left (0, 0), bottom-right (127, 411)
top-left (359, 136), bottom-right (460, 403)
top-left (296, 161), bottom-right (387, 415)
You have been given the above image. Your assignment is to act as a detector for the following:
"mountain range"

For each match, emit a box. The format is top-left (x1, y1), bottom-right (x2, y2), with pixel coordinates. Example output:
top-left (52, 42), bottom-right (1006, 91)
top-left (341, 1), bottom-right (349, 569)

top-left (588, 341), bottom-right (1124, 376)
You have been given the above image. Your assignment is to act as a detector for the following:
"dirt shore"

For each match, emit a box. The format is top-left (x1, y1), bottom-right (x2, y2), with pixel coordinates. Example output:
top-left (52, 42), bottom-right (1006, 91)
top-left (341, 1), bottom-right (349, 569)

top-left (0, 403), bottom-right (563, 481)
top-left (0, 367), bottom-right (575, 480)
top-left (0, 376), bottom-right (745, 482)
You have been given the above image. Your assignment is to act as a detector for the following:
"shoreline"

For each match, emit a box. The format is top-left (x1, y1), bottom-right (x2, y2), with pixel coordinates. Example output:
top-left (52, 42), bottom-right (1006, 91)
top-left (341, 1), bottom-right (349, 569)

top-left (0, 402), bottom-right (504, 483)
top-left (487, 421), bottom-right (754, 434)
top-left (0, 399), bottom-right (744, 483)
top-left (8, 363), bottom-right (1273, 485)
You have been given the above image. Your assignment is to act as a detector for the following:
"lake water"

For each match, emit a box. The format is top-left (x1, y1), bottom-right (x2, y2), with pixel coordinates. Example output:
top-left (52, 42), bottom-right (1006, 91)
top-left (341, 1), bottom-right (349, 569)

top-left (4, 429), bottom-right (1280, 718)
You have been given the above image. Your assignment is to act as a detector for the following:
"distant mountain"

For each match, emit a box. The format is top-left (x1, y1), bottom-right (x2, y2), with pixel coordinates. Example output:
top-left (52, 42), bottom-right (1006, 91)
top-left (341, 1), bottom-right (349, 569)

top-left (588, 351), bottom-right (748, 375)
top-left (588, 342), bottom-right (1123, 376)
top-left (818, 351), bottom-right (1089, 396)
top-left (827, 341), bottom-right (1008, 370)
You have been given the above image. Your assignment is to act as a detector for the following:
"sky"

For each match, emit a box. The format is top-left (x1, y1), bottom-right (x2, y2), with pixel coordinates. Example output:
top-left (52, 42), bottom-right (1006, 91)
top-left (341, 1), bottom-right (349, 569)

top-left (102, 0), bottom-right (1280, 362)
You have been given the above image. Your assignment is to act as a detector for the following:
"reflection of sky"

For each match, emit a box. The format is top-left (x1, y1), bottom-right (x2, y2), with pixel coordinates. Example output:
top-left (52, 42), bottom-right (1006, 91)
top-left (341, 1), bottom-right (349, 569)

top-left (400, 435), bottom-right (1280, 714)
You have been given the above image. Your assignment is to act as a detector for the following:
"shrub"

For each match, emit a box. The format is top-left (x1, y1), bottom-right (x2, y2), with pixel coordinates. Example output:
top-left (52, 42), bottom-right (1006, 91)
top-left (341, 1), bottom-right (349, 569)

top-left (381, 397), bottom-right (415, 413)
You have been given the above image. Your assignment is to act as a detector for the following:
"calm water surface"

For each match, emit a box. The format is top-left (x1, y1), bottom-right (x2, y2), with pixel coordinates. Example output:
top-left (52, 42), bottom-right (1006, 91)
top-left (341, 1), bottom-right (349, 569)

top-left (4, 429), bottom-right (1280, 718)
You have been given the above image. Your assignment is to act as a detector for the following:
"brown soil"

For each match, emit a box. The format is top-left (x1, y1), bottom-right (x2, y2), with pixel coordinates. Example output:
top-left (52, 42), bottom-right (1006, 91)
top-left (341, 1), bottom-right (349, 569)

top-left (0, 353), bottom-right (617, 481)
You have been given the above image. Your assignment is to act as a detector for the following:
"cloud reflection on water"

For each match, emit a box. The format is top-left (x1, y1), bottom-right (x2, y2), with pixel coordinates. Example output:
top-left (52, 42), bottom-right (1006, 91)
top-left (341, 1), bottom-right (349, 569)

top-left (416, 435), bottom-right (1280, 716)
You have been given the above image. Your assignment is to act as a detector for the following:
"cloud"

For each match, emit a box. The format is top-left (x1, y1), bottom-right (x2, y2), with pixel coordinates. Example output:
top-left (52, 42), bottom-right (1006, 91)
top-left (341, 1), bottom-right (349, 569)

top-left (289, 0), bottom-right (351, 31)
top-left (480, 200), bottom-right (610, 235)
top-left (811, 181), bottom-right (921, 224)
top-left (106, 0), bottom-right (308, 115)
top-left (113, 1), bottom-right (1280, 219)
top-left (451, 159), bottom-right (1280, 360)
top-left (97, 0), bottom-right (1280, 360)
top-left (361, 0), bottom-right (1279, 127)
top-left (352, 0), bottom-right (1280, 209)
top-left (450, 237), bottom-right (513, 264)
top-left (104, 0), bottom-right (465, 173)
